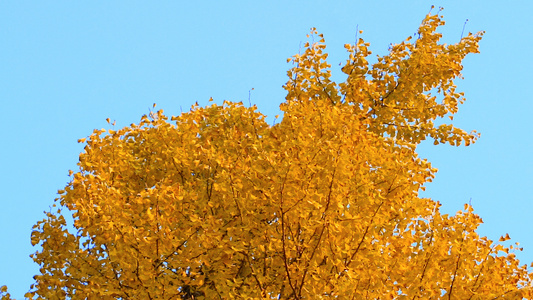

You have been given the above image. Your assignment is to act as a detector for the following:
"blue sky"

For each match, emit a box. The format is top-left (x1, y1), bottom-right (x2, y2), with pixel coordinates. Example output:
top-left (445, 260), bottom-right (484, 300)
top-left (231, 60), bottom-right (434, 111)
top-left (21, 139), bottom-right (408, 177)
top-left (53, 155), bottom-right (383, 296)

top-left (1, 1), bottom-right (532, 297)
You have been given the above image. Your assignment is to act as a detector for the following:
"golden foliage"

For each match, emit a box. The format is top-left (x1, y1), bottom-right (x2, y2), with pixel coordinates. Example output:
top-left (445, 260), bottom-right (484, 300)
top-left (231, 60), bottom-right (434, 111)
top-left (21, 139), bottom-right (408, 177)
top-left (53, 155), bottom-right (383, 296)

top-left (6, 11), bottom-right (533, 300)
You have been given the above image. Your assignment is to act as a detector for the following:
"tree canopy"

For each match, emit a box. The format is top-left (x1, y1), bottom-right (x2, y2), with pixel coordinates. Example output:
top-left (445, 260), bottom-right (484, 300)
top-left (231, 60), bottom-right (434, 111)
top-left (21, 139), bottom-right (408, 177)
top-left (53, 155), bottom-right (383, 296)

top-left (3, 10), bottom-right (533, 299)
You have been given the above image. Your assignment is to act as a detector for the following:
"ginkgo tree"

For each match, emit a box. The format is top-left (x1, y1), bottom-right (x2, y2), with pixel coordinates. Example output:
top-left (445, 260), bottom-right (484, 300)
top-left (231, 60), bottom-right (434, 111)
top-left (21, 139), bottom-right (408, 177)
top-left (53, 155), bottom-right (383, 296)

top-left (3, 9), bottom-right (533, 299)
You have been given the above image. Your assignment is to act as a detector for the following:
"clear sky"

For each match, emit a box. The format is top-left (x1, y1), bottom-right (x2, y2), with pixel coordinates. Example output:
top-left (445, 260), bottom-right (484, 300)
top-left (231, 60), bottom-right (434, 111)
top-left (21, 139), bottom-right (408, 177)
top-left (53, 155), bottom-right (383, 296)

top-left (1, 1), bottom-right (532, 297)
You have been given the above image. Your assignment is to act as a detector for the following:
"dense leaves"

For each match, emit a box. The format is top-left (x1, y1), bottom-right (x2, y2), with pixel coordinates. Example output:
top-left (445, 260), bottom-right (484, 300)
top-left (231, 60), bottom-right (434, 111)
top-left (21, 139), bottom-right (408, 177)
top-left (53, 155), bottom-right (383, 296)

top-left (3, 10), bottom-right (533, 299)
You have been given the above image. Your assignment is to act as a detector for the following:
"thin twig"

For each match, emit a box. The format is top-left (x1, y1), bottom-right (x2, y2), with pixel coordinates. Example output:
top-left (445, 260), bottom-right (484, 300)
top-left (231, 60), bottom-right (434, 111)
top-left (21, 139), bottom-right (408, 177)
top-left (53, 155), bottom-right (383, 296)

top-left (460, 19), bottom-right (469, 40)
